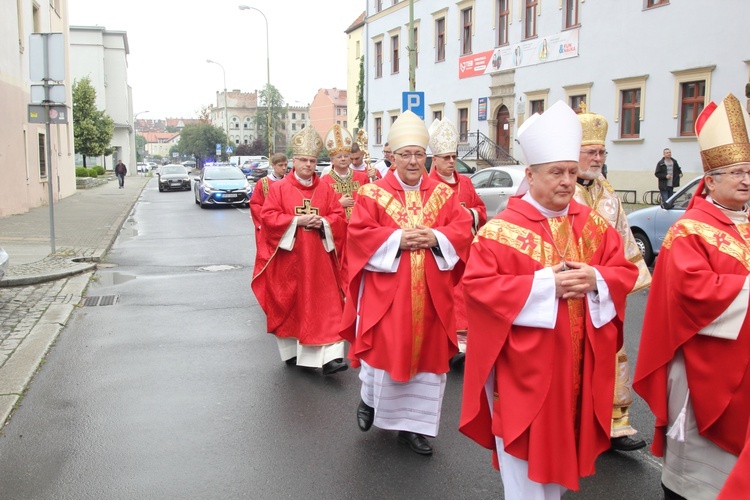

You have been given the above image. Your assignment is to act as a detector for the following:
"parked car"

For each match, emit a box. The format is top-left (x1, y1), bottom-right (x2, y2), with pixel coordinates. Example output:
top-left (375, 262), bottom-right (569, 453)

top-left (147, 162), bottom-right (158, 171)
top-left (136, 163), bottom-right (149, 173)
top-left (182, 160), bottom-right (197, 170)
top-left (250, 162), bottom-right (270, 182)
top-left (626, 175), bottom-right (701, 266)
top-left (157, 164), bottom-right (191, 192)
top-left (424, 155), bottom-right (477, 175)
top-left (194, 165), bottom-right (252, 208)
top-left (0, 246), bottom-right (8, 281)
top-left (469, 166), bottom-right (527, 218)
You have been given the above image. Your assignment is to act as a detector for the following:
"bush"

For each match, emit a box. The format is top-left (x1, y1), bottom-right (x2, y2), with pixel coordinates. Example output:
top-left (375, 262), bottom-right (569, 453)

top-left (75, 167), bottom-right (92, 177)
top-left (92, 166), bottom-right (105, 176)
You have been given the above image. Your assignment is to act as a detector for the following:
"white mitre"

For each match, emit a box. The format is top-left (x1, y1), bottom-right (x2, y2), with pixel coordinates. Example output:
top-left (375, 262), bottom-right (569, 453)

top-left (516, 100), bottom-right (581, 166)
top-left (428, 118), bottom-right (459, 155)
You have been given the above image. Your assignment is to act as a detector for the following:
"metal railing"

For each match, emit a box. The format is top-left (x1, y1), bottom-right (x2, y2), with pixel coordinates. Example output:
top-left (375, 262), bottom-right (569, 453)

top-left (458, 130), bottom-right (519, 167)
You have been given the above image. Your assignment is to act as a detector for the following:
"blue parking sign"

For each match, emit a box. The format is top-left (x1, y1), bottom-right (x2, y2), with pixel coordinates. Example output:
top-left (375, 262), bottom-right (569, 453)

top-left (402, 92), bottom-right (425, 120)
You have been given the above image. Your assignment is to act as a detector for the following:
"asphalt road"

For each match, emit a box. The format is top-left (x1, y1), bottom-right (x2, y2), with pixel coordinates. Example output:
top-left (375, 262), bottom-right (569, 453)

top-left (0, 177), bottom-right (663, 499)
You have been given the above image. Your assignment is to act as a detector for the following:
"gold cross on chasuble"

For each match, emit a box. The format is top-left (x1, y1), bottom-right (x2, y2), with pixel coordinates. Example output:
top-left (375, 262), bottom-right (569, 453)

top-left (295, 199), bottom-right (319, 231)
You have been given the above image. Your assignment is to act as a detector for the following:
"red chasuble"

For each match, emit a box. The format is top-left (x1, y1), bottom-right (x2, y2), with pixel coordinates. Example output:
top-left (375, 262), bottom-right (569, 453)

top-left (321, 169), bottom-right (371, 286)
top-left (340, 173), bottom-right (474, 382)
top-left (633, 195), bottom-right (750, 458)
top-left (459, 196), bottom-right (637, 491)
top-left (251, 174), bottom-right (347, 345)
top-left (250, 176), bottom-right (280, 270)
top-left (428, 168), bottom-right (488, 331)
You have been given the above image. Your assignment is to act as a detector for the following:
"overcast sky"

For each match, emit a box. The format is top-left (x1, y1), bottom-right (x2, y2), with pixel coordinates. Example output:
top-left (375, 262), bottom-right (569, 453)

top-left (68, 0), bottom-right (365, 120)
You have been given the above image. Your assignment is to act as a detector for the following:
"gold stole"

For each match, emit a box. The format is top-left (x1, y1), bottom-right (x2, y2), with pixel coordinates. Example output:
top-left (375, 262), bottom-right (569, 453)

top-left (664, 219), bottom-right (750, 272)
top-left (360, 183), bottom-right (454, 377)
top-left (329, 171), bottom-right (362, 220)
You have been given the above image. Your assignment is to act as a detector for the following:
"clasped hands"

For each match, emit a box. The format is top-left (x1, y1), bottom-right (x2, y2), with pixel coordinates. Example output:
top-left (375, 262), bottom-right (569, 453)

top-left (552, 261), bottom-right (597, 299)
top-left (298, 214), bottom-right (323, 230)
top-left (339, 194), bottom-right (356, 208)
top-left (400, 225), bottom-right (438, 250)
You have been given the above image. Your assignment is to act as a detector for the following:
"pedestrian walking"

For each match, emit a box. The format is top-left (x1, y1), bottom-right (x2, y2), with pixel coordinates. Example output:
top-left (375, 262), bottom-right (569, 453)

top-left (115, 160), bottom-right (127, 189)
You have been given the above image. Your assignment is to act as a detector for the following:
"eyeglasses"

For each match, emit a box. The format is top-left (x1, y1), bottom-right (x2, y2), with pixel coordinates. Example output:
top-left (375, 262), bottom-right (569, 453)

top-left (580, 149), bottom-right (608, 158)
top-left (395, 152), bottom-right (427, 160)
top-left (295, 157), bottom-right (316, 164)
top-left (383, 150), bottom-right (393, 155)
top-left (437, 154), bottom-right (458, 161)
top-left (711, 169), bottom-right (750, 180)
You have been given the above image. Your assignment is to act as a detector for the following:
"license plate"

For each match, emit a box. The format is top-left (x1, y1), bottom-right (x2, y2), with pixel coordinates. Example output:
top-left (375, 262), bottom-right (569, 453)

top-left (223, 193), bottom-right (238, 199)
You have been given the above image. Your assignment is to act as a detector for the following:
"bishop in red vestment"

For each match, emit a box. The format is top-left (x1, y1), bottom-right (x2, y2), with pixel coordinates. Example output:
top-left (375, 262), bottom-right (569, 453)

top-left (460, 101), bottom-right (638, 498)
top-left (251, 127), bottom-right (349, 375)
top-left (633, 94), bottom-right (750, 499)
top-left (341, 111), bottom-right (473, 455)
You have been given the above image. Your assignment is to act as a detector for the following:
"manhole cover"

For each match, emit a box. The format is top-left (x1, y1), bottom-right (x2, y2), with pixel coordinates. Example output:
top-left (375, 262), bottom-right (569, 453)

top-left (198, 265), bottom-right (240, 272)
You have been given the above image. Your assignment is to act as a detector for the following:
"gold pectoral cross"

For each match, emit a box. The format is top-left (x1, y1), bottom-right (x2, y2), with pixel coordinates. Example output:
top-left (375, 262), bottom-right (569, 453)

top-left (295, 199), bottom-right (319, 231)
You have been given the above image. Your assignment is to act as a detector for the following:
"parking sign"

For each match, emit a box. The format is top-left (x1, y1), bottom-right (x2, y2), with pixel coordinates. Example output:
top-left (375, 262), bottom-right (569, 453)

top-left (402, 92), bottom-right (425, 120)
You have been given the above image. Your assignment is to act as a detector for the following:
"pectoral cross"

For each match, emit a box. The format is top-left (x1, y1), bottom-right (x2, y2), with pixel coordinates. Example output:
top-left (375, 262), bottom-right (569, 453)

top-left (336, 178), bottom-right (360, 197)
top-left (295, 199), bottom-right (319, 231)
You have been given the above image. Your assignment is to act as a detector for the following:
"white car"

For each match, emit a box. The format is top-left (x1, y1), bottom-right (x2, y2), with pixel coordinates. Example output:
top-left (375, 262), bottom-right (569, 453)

top-left (470, 166), bottom-right (527, 218)
top-left (136, 163), bottom-right (149, 173)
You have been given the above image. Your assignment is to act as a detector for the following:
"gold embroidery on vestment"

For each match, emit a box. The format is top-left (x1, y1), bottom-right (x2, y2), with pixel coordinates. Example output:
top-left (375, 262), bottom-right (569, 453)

top-left (663, 219), bottom-right (750, 272)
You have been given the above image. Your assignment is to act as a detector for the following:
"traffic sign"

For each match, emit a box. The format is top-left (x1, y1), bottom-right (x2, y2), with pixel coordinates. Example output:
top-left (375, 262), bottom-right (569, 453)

top-left (402, 91), bottom-right (425, 120)
top-left (226, 146), bottom-right (233, 155)
top-left (28, 104), bottom-right (68, 124)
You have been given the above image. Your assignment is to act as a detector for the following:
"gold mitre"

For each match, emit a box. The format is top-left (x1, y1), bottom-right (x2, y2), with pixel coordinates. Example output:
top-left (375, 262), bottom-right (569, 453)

top-left (355, 128), bottom-right (368, 150)
top-left (428, 118), bottom-right (459, 155)
top-left (324, 124), bottom-right (353, 157)
top-left (388, 111), bottom-right (429, 152)
top-left (291, 126), bottom-right (323, 157)
top-left (578, 102), bottom-right (608, 146)
top-left (696, 93), bottom-right (750, 172)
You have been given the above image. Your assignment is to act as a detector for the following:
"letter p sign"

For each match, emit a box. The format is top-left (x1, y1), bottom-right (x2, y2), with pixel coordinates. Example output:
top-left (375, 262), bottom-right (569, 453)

top-left (402, 91), bottom-right (425, 120)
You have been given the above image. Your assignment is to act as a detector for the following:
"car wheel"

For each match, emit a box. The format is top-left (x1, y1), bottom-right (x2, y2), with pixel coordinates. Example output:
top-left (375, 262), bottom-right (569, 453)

top-left (159, 185), bottom-right (164, 192)
top-left (194, 190), bottom-right (200, 205)
top-left (633, 230), bottom-right (654, 267)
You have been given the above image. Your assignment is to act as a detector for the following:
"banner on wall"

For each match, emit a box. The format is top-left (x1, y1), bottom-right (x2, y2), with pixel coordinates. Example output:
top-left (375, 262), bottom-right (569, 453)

top-left (458, 28), bottom-right (579, 79)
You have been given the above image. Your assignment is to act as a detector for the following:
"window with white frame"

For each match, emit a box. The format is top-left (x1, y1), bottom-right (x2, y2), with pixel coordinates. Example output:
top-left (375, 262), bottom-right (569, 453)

top-left (375, 40), bottom-right (383, 78)
top-left (524, 0), bottom-right (537, 39)
top-left (671, 66), bottom-right (714, 137)
top-left (391, 34), bottom-right (400, 73)
top-left (497, 0), bottom-right (509, 46)
top-left (436, 17), bottom-right (446, 62)
top-left (613, 75), bottom-right (648, 140)
top-left (564, 83), bottom-right (592, 114)
top-left (565, 0), bottom-right (579, 28)
top-left (461, 7), bottom-right (473, 55)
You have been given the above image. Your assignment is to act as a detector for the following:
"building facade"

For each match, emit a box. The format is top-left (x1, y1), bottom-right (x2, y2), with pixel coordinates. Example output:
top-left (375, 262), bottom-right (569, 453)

top-left (1, 0), bottom-right (76, 216)
top-left (69, 26), bottom-right (134, 172)
top-left (364, 0), bottom-right (750, 196)
top-left (309, 88), bottom-right (348, 141)
top-left (346, 12), bottom-right (366, 129)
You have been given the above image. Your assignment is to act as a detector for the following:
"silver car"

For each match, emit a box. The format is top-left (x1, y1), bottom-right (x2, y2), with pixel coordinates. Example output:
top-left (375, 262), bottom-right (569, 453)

top-left (626, 176), bottom-right (701, 266)
top-left (0, 246), bottom-right (8, 281)
top-left (470, 166), bottom-right (527, 218)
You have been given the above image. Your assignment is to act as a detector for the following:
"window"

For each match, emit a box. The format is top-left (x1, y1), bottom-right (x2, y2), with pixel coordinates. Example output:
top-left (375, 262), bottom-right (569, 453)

top-left (391, 115), bottom-right (398, 125)
top-left (376, 0), bottom-right (382, 12)
top-left (356, 40), bottom-right (361, 59)
top-left (344, 109), bottom-right (347, 116)
top-left (38, 133), bottom-right (47, 178)
top-left (497, 0), bottom-right (509, 46)
top-left (344, 121), bottom-right (348, 128)
top-left (458, 108), bottom-right (469, 142)
top-left (461, 8), bottom-right (472, 55)
top-left (646, 0), bottom-right (669, 7)
top-left (375, 41), bottom-right (383, 78)
top-left (302, 113), bottom-right (305, 120)
top-left (375, 117), bottom-right (382, 144)
top-left (621, 89), bottom-right (641, 138)
top-left (524, 0), bottom-right (537, 39)
top-left (433, 110), bottom-right (443, 121)
top-left (292, 123), bottom-right (296, 130)
top-left (391, 35), bottom-right (400, 74)
top-left (569, 95), bottom-right (586, 113)
top-left (530, 99), bottom-right (544, 114)
top-left (436, 18), bottom-right (446, 62)
top-left (301, 123), bottom-right (305, 129)
top-left (337, 108), bottom-right (341, 116)
top-left (565, 0), bottom-right (579, 28)
top-left (292, 112), bottom-right (296, 119)
top-left (680, 81), bottom-right (705, 136)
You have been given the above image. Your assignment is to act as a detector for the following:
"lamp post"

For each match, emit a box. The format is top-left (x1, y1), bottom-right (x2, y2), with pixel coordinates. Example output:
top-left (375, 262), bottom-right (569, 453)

top-left (206, 59), bottom-right (230, 159)
top-left (133, 110), bottom-right (149, 162)
top-left (238, 4), bottom-right (272, 159)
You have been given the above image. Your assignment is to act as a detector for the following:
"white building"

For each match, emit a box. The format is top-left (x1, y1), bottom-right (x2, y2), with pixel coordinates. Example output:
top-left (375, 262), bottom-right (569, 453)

top-left (69, 25), bottom-right (135, 172)
top-left (1, 0), bottom-right (76, 216)
top-left (364, 0), bottom-right (750, 196)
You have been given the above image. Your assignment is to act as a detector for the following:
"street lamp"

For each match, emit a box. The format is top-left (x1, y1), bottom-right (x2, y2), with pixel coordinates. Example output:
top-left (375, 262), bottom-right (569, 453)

top-left (238, 4), bottom-right (272, 159)
top-left (206, 59), bottom-right (231, 159)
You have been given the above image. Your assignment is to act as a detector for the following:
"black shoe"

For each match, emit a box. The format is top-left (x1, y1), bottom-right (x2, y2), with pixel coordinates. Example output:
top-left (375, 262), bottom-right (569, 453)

top-left (357, 400), bottom-right (374, 432)
top-left (322, 358), bottom-right (348, 375)
top-left (397, 431), bottom-right (433, 455)
top-left (284, 356), bottom-right (297, 366)
top-left (611, 435), bottom-right (647, 451)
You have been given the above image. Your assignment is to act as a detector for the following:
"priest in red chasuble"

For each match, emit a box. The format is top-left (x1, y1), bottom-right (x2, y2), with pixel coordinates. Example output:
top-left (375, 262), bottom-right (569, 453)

top-left (250, 152), bottom-right (288, 270)
top-left (340, 111), bottom-right (473, 456)
top-left (427, 118), bottom-right (487, 357)
top-left (633, 94), bottom-right (750, 499)
top-left (459, 101), bottom-right (638, 498)
top-left (251, 126), bottom-right (349, 376)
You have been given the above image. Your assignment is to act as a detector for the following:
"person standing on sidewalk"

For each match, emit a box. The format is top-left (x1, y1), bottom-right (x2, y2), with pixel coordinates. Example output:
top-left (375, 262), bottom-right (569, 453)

top-left (655, 148), bottom-right (682, 203)
top-left (573, 104), bottom-right (652, 453)
top-left (115, 160), bottom-right (127, 189)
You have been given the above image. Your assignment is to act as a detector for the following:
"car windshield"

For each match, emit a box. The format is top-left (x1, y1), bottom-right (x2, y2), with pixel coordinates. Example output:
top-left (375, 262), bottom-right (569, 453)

top-left (204, 167), bottom-right (245, 180)
top-left (162, 166), bottom-right (186, 175)
top-left (670, 179), bottom-right (700, 210)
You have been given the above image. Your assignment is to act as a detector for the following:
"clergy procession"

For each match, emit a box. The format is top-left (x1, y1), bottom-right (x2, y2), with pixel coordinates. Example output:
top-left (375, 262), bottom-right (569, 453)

top-left (249, 93), bottom-right (750, 499)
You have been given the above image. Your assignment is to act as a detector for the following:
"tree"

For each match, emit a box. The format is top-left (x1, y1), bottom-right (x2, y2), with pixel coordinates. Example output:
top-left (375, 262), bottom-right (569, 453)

top-left (356, 56), bottom-right (366, 129)
top-left (254, 84), bottom-right (286, 155)
top-left (234, 144), bottom-right (254, 156)
top-left (72, 76), bottom-right (114, 168)
top-left (175, 122), bottom-right (227, 164)
top-left (135, 134), bottom-right (147, 162)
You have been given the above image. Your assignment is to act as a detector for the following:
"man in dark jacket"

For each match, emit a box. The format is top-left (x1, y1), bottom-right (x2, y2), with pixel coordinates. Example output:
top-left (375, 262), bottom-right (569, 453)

top-left (115, 160), bottom-right (127, 189)
top-left (654, 148), bottom-right (682, 203)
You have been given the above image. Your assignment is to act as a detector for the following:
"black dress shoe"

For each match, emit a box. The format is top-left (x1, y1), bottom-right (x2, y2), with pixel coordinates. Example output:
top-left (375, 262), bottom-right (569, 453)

top-left (284, 356), bottom-right (297, 366)
top-left (397, 431), bottom-right (433, 455)
top-left (357, 400), bottom-right (374, 431)
top-left (611, 435), bottom-right (647, 451)
top-left (322, 358), bottom-right (348, 375)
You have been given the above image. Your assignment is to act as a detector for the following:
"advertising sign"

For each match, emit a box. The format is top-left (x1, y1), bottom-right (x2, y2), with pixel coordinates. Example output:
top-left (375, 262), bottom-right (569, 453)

top-left (458, 28), bottom-right (580, 79)
top-left (478, 98), bottom-right (488, 121)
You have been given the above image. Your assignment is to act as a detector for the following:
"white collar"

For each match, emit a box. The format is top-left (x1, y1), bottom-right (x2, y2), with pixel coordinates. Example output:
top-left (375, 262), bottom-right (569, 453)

top-left (395, 172), bottom-right (421, 191)
top-left (522, 192), bottom-right (569, 217)
top-left (294, 172), bottom-right (313, 186)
